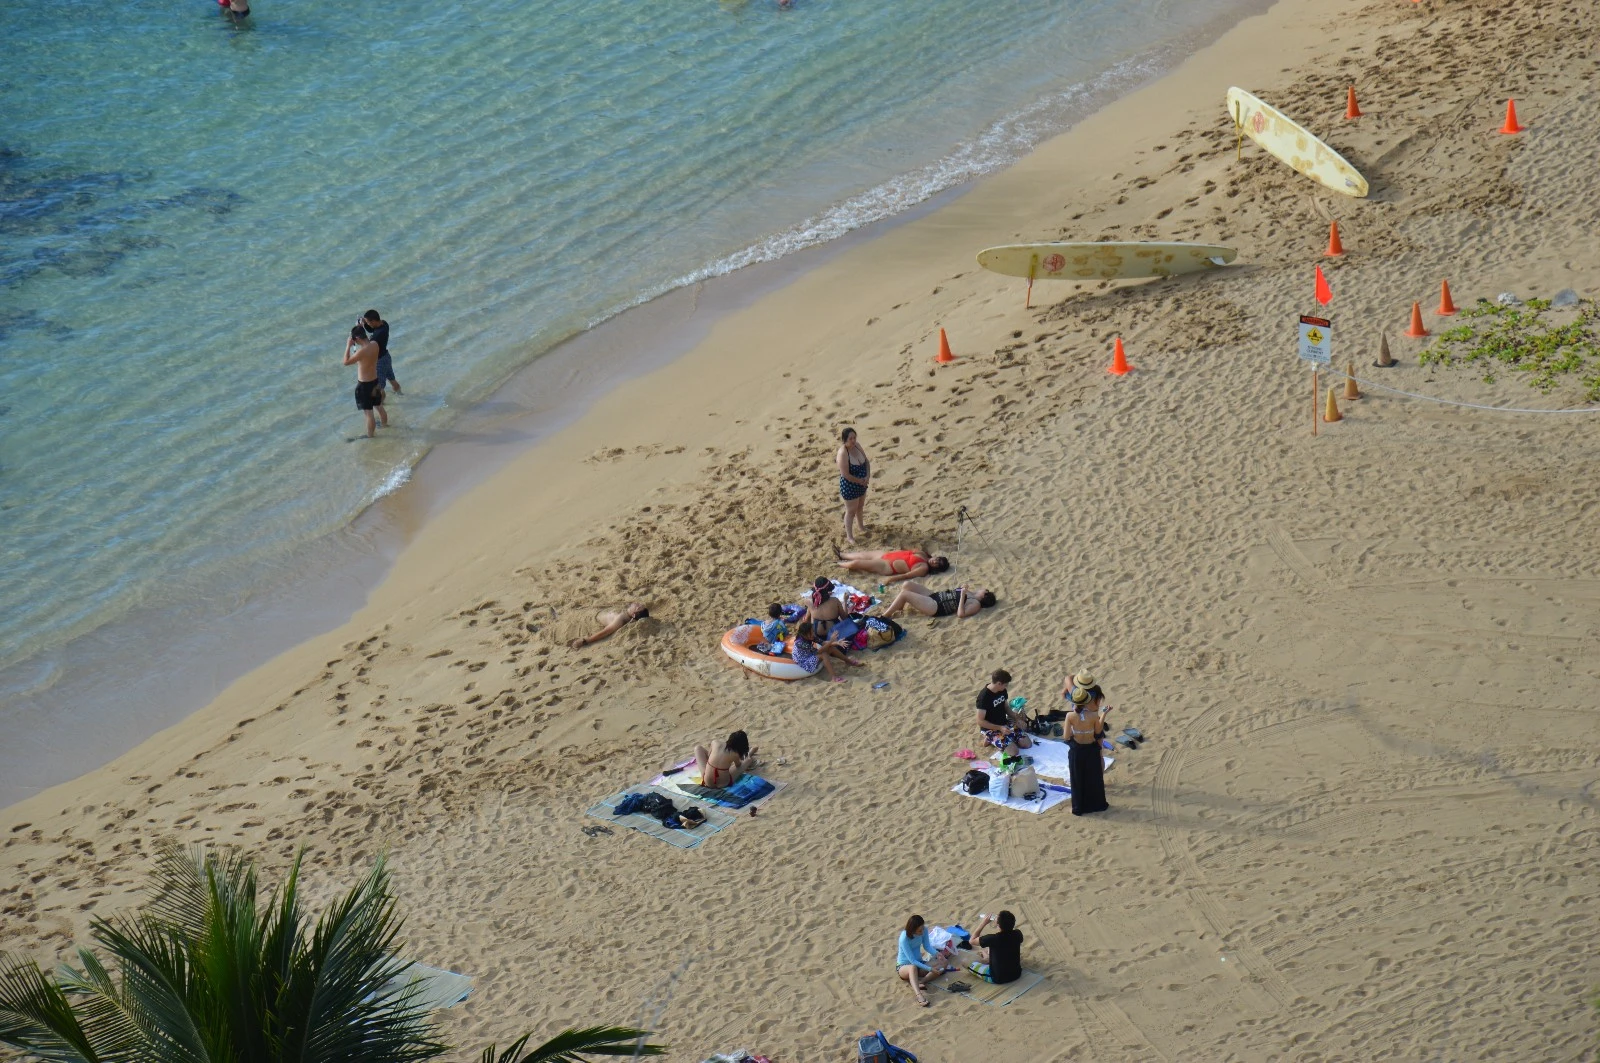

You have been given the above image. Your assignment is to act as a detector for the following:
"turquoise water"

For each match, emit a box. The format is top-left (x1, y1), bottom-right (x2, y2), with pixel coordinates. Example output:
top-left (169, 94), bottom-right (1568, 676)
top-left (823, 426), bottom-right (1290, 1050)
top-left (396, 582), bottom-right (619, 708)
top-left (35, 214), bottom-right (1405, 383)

top-left (0, 0), bottom-right (1244, 709)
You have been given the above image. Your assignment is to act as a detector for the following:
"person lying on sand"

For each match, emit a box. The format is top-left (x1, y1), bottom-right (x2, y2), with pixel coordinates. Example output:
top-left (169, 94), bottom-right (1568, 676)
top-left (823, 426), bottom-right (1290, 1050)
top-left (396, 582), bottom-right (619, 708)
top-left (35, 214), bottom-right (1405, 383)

top-left (835, 547), bottom-right (949, 583)
top-left (878, 581), bottom-right (996, 620)
top-left (695, 730), bottom-right (760, 788)
top-left (896, 914), bottom-right (957, 1007)
top-left (568, 602), bottom-right (649, 649)
top-left (792, 620), bottom-right (863, 682)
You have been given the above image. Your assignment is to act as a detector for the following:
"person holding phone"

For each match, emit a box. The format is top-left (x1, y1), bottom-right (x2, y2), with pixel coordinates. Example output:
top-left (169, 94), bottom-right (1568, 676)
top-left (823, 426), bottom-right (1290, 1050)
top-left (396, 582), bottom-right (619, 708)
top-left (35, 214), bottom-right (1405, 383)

top-left (359, 310), bottom-right (401, 395)
top-left (1066, 683), bottom-right (1109, 815)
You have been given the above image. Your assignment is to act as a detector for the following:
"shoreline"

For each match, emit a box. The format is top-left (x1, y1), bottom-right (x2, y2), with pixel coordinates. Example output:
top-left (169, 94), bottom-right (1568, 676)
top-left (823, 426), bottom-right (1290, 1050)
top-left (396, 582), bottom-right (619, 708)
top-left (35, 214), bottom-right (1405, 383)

top-left (6, 0), bottom-right (1600, 1058)
top-left (0, 0), bottom-right (1267, 810)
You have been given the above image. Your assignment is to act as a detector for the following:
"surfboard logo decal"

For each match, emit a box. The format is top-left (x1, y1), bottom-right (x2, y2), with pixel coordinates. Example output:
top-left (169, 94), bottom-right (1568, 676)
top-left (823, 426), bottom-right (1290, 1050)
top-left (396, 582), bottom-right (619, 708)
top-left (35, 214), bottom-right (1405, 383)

top-left (1043, 253), bottom-right (1065, 273)
top-left (1251, 111), bottom-right (1267, 135)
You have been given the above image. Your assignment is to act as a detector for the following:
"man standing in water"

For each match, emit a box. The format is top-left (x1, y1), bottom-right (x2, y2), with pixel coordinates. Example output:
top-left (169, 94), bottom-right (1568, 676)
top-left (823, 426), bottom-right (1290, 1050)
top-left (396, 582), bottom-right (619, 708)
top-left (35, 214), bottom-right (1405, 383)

top-left (361, 309), bottom-right (401, 395)
top-left (343, 326), bottom-right (388, 437)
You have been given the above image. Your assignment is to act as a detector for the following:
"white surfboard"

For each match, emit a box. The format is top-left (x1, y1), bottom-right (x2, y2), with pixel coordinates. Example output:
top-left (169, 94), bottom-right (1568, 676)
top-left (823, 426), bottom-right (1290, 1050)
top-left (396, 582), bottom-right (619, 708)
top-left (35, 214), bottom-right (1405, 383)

top-left (1227, 86), bottom-right (1369, 198)
top-left (976, 241), bottom-right (1237, 281)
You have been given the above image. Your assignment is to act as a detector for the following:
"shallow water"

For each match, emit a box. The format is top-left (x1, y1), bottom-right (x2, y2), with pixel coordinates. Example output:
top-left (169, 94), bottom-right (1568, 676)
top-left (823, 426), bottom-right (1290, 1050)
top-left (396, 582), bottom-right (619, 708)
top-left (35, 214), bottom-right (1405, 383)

top-left (0, 0), bottom-right (1249, 796)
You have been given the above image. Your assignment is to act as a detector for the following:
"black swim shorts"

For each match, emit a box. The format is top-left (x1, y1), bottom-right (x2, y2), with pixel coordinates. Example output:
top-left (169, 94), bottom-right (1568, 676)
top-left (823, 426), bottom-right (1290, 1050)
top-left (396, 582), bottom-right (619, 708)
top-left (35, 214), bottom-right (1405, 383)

top-left (355, 379), bottom-right (385, 410)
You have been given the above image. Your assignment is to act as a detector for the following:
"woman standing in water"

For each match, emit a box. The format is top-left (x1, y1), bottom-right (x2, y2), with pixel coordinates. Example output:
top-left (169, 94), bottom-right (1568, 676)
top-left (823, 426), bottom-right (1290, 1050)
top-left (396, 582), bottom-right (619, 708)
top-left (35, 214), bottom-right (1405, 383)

top-left (836, 426), bottom-right (870, 545)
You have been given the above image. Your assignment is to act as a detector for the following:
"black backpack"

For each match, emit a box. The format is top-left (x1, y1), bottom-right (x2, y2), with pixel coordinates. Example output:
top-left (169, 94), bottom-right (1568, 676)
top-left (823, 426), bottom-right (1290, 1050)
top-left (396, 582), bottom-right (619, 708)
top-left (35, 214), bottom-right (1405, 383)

top-left (963, 769), bottom-right (990, 795)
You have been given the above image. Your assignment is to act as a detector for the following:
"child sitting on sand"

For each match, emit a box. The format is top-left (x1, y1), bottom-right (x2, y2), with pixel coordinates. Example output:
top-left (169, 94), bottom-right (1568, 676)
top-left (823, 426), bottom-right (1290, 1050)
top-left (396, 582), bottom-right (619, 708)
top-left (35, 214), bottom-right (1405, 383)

top-left (792, 620), bottom-right (863, 682)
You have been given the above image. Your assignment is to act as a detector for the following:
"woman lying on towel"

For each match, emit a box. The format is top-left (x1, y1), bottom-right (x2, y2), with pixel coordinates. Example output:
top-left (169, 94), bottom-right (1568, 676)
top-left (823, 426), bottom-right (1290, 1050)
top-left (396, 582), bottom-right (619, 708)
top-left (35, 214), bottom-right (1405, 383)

top-left (695, 730), bottom-right (760, 789)
top-left (877, 581), bottom-right (996, 620)
top-left (834, 547), bottom-right (950, 583)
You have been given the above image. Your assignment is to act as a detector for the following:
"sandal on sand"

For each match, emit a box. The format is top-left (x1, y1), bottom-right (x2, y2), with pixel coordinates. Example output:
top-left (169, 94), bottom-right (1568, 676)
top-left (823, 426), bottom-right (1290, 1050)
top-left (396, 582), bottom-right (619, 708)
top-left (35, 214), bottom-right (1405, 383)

top-left (1122, 727), bottom-right (1144, 740)
top-left (945, 981), bottom-right (972, 993)
top-left (915, 997), bottom-right (929, 1008)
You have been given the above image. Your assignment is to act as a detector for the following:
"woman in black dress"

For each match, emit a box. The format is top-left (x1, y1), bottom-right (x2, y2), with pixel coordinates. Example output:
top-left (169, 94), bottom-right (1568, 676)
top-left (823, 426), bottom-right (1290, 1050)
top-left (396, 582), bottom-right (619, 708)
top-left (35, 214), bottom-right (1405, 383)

top-left (1066, 684), bottom-right (1109, 815)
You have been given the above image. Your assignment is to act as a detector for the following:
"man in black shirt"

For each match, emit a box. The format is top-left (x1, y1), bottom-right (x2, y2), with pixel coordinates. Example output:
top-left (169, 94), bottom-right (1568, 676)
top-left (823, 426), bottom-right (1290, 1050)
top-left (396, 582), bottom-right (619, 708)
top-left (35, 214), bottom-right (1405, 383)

top-left (976, 669), bottom-right (1031, 749)
top-left (968, 910), bottom-right (1024, 985)
top-left (361, 309), bottom-right (402, 395)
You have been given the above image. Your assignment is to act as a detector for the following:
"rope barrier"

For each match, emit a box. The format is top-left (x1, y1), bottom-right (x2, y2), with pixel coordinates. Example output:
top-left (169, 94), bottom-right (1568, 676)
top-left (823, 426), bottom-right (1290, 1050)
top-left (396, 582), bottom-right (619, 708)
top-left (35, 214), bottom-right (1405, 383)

top-left (1341, 368), bottom-right (1600, 415)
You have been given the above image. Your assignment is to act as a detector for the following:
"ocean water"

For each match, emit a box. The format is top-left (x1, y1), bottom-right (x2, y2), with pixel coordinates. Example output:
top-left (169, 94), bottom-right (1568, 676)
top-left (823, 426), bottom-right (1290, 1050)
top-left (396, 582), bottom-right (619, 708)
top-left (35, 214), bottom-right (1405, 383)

top-left (0, 0), bottom-right (1248, 788)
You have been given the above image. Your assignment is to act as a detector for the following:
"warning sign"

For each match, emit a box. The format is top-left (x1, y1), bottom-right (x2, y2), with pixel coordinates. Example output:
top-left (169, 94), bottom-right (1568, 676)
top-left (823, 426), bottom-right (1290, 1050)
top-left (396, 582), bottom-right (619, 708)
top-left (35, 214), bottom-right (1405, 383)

top-left (1298, 315), bottom-right (1332, 364)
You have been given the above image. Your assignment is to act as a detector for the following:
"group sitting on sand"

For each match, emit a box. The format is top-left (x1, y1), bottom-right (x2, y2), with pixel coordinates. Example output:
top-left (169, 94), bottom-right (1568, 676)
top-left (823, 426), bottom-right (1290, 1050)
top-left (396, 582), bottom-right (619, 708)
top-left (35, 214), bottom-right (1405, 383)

top-left (896, 910), bottom-right (1024, 1006)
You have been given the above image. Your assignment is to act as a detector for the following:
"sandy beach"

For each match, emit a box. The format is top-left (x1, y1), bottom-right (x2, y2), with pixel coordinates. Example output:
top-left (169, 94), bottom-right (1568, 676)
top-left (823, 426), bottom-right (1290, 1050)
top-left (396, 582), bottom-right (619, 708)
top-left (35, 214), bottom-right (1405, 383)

top-left (5, 0), bottom-right (1600, 1058)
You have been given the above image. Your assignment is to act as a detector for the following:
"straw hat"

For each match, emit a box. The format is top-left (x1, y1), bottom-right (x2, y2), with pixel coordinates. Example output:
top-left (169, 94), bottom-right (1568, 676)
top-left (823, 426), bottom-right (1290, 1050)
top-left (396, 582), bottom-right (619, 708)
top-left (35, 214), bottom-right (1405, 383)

top-left (1073, 671), bottom-right (1097, 689)
top-left (1069, 686), bottom-right (1091, 706)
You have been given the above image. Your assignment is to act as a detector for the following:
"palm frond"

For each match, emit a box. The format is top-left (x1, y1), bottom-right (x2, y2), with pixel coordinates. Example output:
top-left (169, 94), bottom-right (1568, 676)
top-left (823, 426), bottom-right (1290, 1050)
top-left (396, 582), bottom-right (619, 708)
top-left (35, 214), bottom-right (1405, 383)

top-left (0, 953), bottom-right (100, 1063)
top-left (51, 948), bottom-right (144, 1062)
top-left (291, 856), bottom-right (444, 1063)
top-left (87, 914), bottom-right (210, 1063)
top-left (482, 1025), bottom-right (667, 1063)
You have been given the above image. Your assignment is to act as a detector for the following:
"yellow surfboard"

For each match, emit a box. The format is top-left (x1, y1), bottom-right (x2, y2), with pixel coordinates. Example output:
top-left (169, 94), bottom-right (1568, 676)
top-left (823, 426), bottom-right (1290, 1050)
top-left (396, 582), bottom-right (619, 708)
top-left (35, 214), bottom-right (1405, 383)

top-left (976, 241), bottom-right (1237, 281)
top-left (1227, 86), bottom-right (1369, 198)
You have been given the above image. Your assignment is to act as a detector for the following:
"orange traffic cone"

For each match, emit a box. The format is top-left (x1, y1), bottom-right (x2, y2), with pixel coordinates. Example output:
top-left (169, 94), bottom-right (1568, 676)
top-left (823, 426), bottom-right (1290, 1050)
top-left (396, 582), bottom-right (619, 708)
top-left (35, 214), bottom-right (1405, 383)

top-left (1345, 86), bottom-right (1363, 120)
top-left (1326, 220), bottom-right (1345, 257)
top-left (935, 327), bottom-right (955, 364)
top-left (1324, 386), bottom-right (1343, 423)
top-left (1437, 279), bottom-right (1457, 316)
top-left (1500, 99), bottom-right (1524, 134)
top-left (1107, 336), bottom-right (1132, 376)
top-left (1344, 362), bottom-right (1361, 400)
top-left (1405, 302), bottom-right (1429, 338)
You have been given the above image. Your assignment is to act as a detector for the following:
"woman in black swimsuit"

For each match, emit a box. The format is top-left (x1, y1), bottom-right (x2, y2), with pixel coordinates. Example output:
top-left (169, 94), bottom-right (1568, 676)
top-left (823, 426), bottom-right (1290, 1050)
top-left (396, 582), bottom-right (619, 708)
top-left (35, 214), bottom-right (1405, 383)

top-left (835, 427), bottom-right (870, 545)
top-left (878, 580), bottom-right (996, 620)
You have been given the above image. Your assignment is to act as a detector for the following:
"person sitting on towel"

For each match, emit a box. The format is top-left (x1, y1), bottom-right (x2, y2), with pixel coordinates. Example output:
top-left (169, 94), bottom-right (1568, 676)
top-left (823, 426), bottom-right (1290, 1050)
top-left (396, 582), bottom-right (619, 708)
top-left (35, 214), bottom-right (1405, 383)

top-left (976, 669), bottom-right (1032, 750)
top-left (694, 730), bottom-right (760, 789)
top-left (966, 910), bottom-right (1024, 985)
top-left (896, 914), bottom-right (957, 1007)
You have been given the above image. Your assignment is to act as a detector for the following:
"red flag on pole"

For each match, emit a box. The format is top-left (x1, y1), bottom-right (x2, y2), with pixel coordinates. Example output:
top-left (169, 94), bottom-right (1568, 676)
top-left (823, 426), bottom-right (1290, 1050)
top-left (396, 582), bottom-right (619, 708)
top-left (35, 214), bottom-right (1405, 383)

top-left (1314, 265), bottom-right (1333, 305)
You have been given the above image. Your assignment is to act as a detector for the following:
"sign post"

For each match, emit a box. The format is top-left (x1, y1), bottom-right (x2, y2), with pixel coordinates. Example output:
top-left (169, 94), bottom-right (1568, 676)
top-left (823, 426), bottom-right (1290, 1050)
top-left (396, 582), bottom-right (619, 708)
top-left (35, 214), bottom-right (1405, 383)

top-left (1298, 315), bottom-right (1332, 436)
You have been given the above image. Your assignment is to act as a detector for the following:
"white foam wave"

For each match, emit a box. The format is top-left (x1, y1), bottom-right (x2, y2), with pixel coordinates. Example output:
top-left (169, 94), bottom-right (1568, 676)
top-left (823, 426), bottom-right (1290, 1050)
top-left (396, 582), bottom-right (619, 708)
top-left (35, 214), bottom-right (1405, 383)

top-left (674, 51), bottom-right (1166, 288)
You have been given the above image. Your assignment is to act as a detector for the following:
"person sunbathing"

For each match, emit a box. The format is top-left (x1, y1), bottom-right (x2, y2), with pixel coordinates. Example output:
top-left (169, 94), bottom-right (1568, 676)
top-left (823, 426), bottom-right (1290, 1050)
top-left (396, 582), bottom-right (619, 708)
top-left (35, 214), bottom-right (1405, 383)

top-left (878, 581), bottom-right (996, 619)
top-left (568, 602), bottom-right (649, 649)
top-left (695, 730), bottom-right (760, 789)
top-left (835, 547), bottom-right (950, 583)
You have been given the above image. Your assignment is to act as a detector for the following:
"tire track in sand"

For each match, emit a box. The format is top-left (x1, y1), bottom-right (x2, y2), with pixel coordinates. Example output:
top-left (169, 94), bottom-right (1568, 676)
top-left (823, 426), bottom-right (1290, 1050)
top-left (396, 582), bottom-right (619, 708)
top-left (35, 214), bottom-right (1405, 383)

top-left (1150, 746), bottom-right (1298, 1015)
top-left (1001, 822), bottom-right (1168, 1061)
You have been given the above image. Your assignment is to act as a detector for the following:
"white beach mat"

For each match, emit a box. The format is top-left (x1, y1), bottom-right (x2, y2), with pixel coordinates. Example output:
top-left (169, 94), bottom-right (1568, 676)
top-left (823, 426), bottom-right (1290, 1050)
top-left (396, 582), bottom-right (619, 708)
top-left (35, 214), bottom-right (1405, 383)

top-left (1018, 737), bottom-right (1113, 781)
top-left (950, 776), bottom-right (1070, 814)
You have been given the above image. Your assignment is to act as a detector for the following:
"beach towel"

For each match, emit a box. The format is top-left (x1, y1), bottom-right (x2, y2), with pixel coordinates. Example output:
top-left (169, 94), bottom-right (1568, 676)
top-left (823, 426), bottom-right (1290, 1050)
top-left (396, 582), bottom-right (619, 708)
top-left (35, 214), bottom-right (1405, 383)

top-left (586, 785), bottom-right (735, 849)
top-left (652, 760), bottom-right (786, 810)
top-left (798, 580), bottom-right (879, 612)
top-left (951, 761), bottom-right (1070, 814)
top-left (947, 967), bottom-right (1045, 1007)
top-left (1019, 737), bottom-right (1113, 782)
top-left (373, 962), bottom-right (473, 1011)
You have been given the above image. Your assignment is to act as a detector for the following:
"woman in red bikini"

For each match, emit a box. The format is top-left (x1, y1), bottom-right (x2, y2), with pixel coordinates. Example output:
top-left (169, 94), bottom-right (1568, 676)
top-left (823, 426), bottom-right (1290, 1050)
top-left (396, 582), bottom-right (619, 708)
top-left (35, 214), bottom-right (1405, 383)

top-left (694, 731), bottom-right (760, 789)
top-left (835, 548), bottom-right (949, 583)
